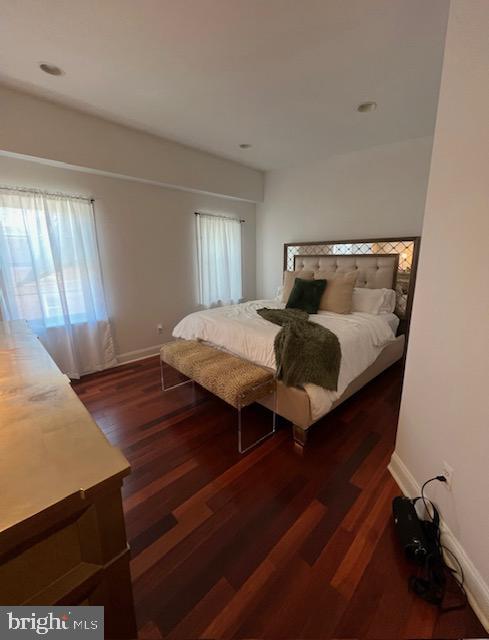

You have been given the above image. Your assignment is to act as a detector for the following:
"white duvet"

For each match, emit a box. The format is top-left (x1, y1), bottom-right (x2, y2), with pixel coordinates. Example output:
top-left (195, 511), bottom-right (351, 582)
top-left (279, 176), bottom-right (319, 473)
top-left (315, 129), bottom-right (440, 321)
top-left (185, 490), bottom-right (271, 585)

top-left (173, 300), bottom-right (398, 421)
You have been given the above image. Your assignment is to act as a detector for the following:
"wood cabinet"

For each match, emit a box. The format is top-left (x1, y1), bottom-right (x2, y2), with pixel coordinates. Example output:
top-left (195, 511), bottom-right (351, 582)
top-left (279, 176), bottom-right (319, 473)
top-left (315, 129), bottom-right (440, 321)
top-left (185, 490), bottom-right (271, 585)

top-left (0, 321), bottom-right (137, 639)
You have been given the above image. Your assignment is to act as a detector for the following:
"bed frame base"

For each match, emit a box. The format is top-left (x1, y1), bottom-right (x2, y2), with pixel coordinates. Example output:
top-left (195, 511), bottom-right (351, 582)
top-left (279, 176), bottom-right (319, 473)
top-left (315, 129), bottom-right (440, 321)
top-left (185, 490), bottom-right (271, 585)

top-left (259, 335), bottom-right (405, 446)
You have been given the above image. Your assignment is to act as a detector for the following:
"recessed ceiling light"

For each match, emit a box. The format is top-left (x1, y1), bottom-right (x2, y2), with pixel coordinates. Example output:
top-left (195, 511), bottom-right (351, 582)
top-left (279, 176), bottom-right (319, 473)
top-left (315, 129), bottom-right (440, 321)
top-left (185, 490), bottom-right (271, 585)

top-left (39, 63), bottom-right (64, 76)
top-left (239, 143), bottom-right (252, 149)
top-left (357, 101), bottom-right (377, 113)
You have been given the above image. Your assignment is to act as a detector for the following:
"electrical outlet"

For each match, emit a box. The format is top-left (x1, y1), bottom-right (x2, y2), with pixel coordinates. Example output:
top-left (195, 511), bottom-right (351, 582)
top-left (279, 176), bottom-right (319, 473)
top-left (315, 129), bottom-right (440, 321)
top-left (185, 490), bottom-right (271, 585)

top-left (442, 461), bottom-right (454, 488)
top-left (157, 323), bottom-right (163, 335)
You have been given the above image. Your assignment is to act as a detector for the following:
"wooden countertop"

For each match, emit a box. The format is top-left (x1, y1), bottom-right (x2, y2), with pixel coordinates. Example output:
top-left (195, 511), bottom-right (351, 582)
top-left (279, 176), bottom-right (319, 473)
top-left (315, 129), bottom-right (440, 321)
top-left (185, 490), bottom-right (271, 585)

top-left (0, 320), bottom-right (130, 540)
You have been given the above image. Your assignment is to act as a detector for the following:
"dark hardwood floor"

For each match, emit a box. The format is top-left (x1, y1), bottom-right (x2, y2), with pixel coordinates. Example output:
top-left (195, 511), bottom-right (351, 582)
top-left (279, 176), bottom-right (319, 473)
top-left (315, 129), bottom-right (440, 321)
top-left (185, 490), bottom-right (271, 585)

top-left (73, 357), bottom-right (486, 639)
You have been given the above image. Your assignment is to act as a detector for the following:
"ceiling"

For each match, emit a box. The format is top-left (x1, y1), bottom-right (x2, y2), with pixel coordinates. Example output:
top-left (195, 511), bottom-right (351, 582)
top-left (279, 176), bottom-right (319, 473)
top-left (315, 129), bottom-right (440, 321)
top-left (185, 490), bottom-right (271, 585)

top-left (0, 0), bottom-right (449, 171)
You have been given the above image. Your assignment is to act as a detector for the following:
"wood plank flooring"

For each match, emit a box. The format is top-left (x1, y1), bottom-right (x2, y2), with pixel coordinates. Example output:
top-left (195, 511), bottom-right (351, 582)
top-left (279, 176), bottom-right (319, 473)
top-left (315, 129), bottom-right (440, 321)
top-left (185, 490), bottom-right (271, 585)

top-left (73, 357), bottom-right (486, 639)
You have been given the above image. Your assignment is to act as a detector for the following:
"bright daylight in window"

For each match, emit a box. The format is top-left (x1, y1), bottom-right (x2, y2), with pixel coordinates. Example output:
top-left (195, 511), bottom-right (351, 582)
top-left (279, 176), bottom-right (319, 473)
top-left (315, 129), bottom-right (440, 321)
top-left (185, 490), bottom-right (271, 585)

top-left (0, 187), bottom-right (116, 377)
top-left (196, 212), bottom-right (243, 307)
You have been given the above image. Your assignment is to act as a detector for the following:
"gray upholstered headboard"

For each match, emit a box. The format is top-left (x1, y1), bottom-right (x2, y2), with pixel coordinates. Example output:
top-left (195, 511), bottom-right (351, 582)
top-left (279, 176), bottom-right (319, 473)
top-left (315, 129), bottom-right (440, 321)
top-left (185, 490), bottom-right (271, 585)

top-left (283, 237), bottom-right (421, 334)
top-left (293, 253), bottom-right (399, 290)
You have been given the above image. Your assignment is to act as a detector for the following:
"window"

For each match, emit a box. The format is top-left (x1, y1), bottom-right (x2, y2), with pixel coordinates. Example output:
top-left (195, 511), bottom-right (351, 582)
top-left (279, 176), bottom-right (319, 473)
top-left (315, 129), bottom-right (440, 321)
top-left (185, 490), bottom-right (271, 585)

top-left (196, 212), bottom-right (242, 307)
top-left (0, 187), bottom-right (116, 377)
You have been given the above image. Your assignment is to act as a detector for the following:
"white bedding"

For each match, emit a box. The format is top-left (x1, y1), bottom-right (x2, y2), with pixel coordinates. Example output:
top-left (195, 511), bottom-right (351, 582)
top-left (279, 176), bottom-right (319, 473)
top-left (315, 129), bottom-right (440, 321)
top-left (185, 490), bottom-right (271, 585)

top-left (173, 300), bottom-right (398, 421)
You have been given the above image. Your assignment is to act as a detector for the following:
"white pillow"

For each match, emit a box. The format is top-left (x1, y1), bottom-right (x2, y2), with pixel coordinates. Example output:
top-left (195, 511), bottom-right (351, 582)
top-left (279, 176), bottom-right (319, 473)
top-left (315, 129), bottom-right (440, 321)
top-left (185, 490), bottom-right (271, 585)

top-left (352, 288), bottom-right (396, 315)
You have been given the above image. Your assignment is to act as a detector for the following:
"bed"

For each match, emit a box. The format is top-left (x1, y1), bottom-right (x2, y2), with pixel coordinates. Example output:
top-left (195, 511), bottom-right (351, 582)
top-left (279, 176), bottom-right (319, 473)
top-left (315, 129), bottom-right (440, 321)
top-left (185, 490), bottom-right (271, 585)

top-left (173, 237), bottom-right (420, 445)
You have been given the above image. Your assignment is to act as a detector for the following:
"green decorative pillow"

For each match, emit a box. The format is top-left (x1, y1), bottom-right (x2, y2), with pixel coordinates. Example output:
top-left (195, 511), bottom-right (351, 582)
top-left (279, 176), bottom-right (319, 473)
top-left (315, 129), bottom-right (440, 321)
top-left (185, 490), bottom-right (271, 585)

top-left (286, 278), bottom-right (327, 314)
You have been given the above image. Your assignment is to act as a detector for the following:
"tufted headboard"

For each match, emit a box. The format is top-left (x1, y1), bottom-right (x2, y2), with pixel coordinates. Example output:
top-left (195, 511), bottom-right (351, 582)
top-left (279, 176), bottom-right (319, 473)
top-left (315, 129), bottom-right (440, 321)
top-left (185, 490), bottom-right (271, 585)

top-left (293, 253), bottom-right (399, 290)
top-left (284, 236), bottom-right (421, 335)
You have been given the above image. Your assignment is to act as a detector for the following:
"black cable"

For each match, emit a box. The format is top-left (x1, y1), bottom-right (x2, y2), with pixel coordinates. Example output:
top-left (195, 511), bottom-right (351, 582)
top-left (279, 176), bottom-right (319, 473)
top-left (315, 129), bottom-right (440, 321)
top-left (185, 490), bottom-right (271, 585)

top-left (440, 544), bottom-right (467, 610)
top-left (441, 544), bottom-right (465, 586)
top-left (421, 475), bottom-right (446, 522)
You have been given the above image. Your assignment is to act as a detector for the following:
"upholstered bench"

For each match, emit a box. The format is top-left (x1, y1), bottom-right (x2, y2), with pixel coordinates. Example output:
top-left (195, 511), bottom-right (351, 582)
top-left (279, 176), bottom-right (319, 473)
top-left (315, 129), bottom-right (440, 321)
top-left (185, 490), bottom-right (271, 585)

top-left (160, 340), bottom-right (276, 453)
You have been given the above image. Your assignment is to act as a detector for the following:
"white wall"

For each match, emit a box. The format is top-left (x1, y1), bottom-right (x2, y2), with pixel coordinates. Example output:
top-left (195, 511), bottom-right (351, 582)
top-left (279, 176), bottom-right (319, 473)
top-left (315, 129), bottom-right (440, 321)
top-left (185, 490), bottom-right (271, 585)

top-left (0, 155), bottom-right (256, 361)
top-left (0, 85), bottom-right (263, 203)
top-left (256, 137), bottom-right (433, 298)
top-left (392, 0), bottom-right (489, 627)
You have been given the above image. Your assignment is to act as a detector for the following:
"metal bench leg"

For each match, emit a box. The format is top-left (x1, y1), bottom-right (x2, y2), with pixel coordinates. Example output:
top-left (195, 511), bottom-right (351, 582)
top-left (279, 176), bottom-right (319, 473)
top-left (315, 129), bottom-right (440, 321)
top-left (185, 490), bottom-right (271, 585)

top-left (292, 424), bottom-right (308, 447)
top-left (237, 388), bottom-right (277, 455)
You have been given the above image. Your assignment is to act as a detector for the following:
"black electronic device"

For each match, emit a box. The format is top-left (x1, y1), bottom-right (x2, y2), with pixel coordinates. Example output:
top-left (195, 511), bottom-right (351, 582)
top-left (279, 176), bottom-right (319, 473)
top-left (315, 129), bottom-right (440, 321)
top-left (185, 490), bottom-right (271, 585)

top-left (392, 495), bottom-right (431, 564)
top-left (392, 476), bottom-right (467, 611)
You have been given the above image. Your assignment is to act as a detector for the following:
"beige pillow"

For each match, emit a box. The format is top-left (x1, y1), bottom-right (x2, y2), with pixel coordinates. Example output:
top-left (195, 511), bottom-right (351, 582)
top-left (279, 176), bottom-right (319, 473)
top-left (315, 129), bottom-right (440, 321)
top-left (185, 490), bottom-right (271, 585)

top-left (314, 271), bottom-right (357, 313)
top-left (282, 270), bottom-right (314, 302)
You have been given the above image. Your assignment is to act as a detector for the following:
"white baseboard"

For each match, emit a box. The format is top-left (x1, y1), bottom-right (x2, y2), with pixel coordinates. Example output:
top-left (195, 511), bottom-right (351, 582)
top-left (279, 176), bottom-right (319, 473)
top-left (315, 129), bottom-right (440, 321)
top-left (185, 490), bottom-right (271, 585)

top-left (116, 343), bottom-right (164, 365)
top-left (389, 452), bottom-right (489, 632)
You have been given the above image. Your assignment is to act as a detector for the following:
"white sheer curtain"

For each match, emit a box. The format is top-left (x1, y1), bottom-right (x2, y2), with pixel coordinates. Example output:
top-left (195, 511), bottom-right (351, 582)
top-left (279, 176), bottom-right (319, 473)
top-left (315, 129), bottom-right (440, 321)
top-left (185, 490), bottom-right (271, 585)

top-left (0, 187), bottom-right (116, 378)
top-left (196, 213), bottom-right (242, 307)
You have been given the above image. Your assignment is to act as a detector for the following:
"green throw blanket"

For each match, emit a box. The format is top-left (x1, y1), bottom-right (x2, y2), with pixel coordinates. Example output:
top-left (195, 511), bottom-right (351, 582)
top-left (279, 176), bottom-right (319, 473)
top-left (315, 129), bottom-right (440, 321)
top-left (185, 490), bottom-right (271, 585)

top-left (257, 308), bottom-right (341, 391)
